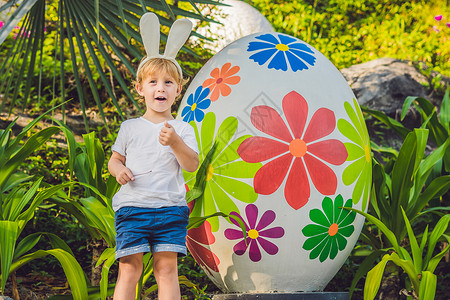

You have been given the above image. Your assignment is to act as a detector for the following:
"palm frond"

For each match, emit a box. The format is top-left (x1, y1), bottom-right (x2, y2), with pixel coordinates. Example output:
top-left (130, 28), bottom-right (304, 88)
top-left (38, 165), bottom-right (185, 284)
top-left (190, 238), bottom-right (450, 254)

top-left (0, 0), bottom-right (222, 131)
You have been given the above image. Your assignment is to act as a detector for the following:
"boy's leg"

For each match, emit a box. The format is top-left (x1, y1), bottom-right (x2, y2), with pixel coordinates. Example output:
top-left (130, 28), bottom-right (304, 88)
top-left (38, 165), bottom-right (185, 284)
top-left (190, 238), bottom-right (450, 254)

top-left (114, 252), bottom-right (143, 300)
top-left (153, 251), bottom-right (180, 300)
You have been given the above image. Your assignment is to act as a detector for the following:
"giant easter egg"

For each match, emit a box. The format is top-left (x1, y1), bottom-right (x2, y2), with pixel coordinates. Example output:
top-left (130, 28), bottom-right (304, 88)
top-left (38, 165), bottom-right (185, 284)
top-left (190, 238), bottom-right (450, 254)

top-left (177, 32), bottom-right (371, 293)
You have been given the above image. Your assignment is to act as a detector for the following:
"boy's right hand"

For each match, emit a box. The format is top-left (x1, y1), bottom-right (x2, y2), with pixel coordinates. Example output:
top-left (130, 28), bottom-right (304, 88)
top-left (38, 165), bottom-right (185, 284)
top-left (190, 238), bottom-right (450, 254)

top-left (116, 167), bottom-right (135, 185)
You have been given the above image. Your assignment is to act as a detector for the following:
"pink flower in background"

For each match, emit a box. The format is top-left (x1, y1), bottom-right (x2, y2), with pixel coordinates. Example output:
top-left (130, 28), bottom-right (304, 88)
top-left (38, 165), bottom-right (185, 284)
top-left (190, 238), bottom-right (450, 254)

top-left (434, 15), bottom-right (443, 21)
top-left (433, 26), bottom-right (440, 33)
top-left (0, 21), bottom-right (4, 29)
top-left (447, 22), bottom-right (450, 28)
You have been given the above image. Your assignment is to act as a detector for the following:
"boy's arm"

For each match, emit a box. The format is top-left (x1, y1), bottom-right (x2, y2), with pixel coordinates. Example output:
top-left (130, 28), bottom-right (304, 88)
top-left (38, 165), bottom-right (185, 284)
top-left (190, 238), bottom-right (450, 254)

top-left (159, 121), bottom-right (199, 172)
top-left (108, 151), bottom-right (135, 185)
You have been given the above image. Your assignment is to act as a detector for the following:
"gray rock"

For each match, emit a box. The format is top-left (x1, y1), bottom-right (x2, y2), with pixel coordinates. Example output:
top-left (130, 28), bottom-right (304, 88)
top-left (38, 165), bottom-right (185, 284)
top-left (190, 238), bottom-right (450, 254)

top-left (340, 57), bottom-right (431, 116)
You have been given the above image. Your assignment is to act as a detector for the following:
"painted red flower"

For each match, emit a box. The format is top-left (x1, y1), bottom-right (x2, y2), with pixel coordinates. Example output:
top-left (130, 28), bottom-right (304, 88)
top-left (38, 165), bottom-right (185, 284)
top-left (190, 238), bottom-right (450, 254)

top-left (186, 200), bottom-right (220, 275)
top-left (237, 91), bottom-right (348, 210)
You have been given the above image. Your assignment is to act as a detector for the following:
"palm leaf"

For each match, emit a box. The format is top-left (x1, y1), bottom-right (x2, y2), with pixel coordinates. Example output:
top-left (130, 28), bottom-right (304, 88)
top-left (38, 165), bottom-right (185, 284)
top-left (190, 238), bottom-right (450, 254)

top-left (8, 249), bottom-right (88, 300)
top-left (0, 0), bottom-right (39, 45)
top-left (0, 0), bottom-right (222, 129)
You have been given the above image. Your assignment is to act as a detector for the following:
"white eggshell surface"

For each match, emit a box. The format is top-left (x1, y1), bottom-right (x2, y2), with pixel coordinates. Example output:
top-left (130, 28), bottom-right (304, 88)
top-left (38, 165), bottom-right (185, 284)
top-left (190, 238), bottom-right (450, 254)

top-left (178, 32), bottom-right (371, 293)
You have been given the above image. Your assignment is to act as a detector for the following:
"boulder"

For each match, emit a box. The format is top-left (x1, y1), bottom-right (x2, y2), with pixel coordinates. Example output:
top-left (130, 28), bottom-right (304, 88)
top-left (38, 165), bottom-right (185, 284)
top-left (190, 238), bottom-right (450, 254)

top-left (340, 57), bottom-right (448, 118)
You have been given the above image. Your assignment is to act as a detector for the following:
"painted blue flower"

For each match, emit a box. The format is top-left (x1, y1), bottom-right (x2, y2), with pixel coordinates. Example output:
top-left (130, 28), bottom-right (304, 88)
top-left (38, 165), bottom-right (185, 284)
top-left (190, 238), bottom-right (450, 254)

top-left (247, 33), bottom-right (316, 72)
top-left (181, 86), bottom-right (211, 123)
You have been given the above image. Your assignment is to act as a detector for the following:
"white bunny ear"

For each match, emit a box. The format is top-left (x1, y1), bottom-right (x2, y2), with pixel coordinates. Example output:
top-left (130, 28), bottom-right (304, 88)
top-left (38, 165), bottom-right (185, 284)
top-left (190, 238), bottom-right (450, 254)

top-left (140, 12), bottom-right (160, 58)
top-left (164, 18), bottom-right (193, 59)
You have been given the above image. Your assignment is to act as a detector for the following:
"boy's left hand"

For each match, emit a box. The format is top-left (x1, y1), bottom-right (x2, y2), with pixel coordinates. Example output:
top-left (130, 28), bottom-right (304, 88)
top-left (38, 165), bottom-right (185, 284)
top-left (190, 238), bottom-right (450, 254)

top-left (159, 121), bottom-right (180, 146)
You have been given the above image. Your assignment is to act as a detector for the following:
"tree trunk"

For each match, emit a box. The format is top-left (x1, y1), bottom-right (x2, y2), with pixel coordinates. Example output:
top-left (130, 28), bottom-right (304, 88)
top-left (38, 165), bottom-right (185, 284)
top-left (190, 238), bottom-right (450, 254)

top-left (377, 265), bottom-right (401, 300)
top-left (89, 238), bottom-right (109, 286)
top-left (11, 272), bottom-right (20, 300)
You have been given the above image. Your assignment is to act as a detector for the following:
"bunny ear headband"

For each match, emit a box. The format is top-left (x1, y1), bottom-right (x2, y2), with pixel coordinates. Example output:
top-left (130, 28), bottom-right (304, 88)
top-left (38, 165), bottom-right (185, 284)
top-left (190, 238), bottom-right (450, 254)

top-left (137, 12), bottom-right (193, 79)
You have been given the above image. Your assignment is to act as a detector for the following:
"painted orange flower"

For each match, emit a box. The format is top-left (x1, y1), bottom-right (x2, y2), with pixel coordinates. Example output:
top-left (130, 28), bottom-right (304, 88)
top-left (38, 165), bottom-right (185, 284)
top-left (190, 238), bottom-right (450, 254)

top-left (202, 63), bottom-right (240, 101)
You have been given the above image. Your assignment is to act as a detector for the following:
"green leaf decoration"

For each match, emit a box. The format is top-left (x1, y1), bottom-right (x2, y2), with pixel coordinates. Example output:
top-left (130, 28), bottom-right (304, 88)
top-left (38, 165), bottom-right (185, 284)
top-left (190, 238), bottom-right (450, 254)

top-left (302, 195), bottom-right (356, 262)
top-left (184, 112), bottom-right (262, 231)
top-left (338, 99), bottom-right (372, 209)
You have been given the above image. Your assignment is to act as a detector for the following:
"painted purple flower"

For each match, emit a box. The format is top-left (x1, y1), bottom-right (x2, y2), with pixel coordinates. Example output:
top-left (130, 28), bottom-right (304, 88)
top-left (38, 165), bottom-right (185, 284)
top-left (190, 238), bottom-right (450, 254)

top-left (225, 204), bottom-right (284, 262)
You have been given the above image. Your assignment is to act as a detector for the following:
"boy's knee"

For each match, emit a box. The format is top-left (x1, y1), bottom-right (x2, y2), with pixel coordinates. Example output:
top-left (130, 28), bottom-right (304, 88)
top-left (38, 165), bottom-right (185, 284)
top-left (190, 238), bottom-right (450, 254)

top-left (153, 253), bottom-right (178, 280)
top-left (119, 255), bottom-right (143, 278)
top-left (154, 261), bottom-right (177, 277)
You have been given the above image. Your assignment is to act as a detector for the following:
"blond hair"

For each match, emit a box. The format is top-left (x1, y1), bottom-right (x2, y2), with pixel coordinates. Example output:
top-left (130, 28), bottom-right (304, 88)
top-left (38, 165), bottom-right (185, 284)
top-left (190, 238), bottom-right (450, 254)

top-left (136, 57), bottom-right (188, 86)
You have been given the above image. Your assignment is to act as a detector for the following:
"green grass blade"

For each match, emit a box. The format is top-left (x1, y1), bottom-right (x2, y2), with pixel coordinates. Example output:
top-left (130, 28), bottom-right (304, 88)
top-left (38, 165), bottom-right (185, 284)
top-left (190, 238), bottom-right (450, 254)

top-left (13, 233), bottom-right (42, 260)
top-left (9, 249), bottom-right (88, 299)
top-left (79, 196), bottom-right (115, 247)
top-left (344, 207), bottom-right (402, 254)
top-left (440, 89), bottom-right (449, 132)
top-left (97, 247), bottom-right (115, 300)
top-left (419, 271), bottom-right (437, 300)
top-left (17, 182), bottom-right (73, 234)
top-left (364, 253), bottom-right (392, 300)
top-left (424, 214), bottom-right (450, 269)
top-left (426, 240), bottom-right (450, 273)
top-left (389, 252), bottom-right (419, 293)
top-left (409, 137), bottom-right (450, 215)
top-left (419, 225), bottom-right (429, 254)
top-left (401, 208), bottom-right (421, 273)
top-left (349, 249), bottom-right (387, 299)
top-left (410, 175), bottom-right (450, 219)
top-left (187, 212), bottom-right (228, 229)
top-left (45, 233), bottom-right (76, 257)
top-left (7, 177), bottom-right (42, 221)
top-left (361, 106), bottom-right (410, 139)
top-left (0, 127), bottom-right (60, 189)
top-left (0, 220), bottom-right (18, 292)
top-left (51, 119), bottom-right (78, 182)
top-left (391, 129), bottom-right (428, 237)
top-left (401, 96), bottom-right (418, 121)
top-left (414, 97), bottom-right (449, 146)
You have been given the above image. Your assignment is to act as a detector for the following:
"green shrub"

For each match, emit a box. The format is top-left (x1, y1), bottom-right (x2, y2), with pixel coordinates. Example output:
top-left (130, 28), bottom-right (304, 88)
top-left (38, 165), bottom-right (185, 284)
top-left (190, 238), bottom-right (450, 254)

top-left (249, 0), bottom-right (450, 76)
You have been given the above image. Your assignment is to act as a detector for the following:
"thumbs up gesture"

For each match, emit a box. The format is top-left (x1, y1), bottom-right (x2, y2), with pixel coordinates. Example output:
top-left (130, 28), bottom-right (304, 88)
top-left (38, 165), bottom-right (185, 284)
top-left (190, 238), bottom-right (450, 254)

top-left (159, 121), bottom-right (179, 146)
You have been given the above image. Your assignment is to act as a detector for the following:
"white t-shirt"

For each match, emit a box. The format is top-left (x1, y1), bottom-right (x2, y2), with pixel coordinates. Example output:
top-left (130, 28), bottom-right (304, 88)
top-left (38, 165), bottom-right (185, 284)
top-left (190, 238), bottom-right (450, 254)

top-left (111, 117), bottom-right (198, 211)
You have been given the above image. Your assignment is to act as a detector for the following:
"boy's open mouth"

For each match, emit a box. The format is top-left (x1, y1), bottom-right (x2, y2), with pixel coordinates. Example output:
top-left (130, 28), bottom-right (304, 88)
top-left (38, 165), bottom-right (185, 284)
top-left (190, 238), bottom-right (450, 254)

top-left (155, 96), bottom-right (166, 101)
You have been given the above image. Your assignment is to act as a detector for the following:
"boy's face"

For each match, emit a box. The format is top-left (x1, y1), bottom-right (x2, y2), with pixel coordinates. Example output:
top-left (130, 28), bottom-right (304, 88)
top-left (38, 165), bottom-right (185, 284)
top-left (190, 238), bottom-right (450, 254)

top-left (136, 71), bottom-right (181, 115)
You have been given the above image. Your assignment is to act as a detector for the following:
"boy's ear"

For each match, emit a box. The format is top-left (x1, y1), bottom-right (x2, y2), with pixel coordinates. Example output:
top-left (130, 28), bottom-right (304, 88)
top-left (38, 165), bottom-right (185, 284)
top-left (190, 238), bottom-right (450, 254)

top-left (135, 82), bottom-right (144, 96)
top-left (176, 84), bottom-right (182, 96)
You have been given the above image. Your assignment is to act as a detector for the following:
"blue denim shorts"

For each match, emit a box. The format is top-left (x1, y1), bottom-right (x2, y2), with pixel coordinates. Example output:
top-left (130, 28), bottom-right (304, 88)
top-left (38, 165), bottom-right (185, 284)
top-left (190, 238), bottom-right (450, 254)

top-left (115, 206), bottom-right (189, 260)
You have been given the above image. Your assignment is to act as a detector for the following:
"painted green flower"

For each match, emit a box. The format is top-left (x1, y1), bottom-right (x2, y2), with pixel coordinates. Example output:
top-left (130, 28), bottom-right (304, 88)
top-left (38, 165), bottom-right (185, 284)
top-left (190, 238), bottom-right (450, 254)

top-left (337, 98), bottom-right (372, 210)
top-left (184, 112), bottom-right (262, 232)
top-left (302, 195), bottom-right (356, 263)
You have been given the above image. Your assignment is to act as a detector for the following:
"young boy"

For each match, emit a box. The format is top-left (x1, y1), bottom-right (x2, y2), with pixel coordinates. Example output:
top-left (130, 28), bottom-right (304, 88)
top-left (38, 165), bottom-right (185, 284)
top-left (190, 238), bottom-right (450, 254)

top-left (108, 56), bottom-right (199, 299)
